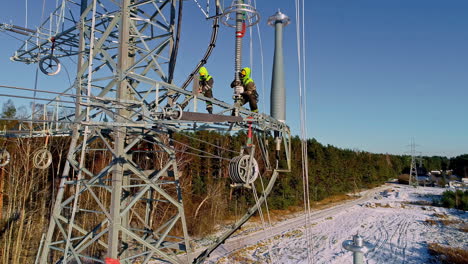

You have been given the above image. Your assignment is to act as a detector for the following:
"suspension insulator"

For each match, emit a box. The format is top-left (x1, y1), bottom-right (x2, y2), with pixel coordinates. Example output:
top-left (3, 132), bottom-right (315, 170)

top-left (229, 155), bottom-right (259, 184)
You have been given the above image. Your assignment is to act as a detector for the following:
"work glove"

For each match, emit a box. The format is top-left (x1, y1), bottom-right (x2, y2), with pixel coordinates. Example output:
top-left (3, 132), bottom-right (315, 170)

top-left (234, 86), bottom-right (244, 96)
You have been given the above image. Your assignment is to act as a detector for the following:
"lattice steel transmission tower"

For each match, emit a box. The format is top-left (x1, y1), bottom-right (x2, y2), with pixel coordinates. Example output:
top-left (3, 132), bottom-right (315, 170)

top-left (408, 139), bottom-right (419, 187)
top-left (1, 0), bottom-right (292, 263)
top-left (33, 1), bottom-right (195, 263)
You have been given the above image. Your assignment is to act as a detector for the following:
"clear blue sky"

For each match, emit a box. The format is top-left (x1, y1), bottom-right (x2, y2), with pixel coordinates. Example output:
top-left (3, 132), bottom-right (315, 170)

top-left (0, 0), bottom-right (467, 157)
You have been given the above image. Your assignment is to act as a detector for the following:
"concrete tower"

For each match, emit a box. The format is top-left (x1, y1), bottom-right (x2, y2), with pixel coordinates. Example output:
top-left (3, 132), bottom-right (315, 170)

top-left (268, 11), bottom-right (290, 122)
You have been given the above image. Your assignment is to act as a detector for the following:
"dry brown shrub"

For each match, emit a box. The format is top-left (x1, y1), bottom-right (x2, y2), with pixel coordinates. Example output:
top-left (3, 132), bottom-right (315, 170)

top-left (375, 203), bottom-right (392, 208)
top-left (425, 219), bottom-right (438, 226)
top-left (425, 218), bottom-right (462, 226)
top-left (433, 213), bottom-right (449, 219)
top-left (403, 200), bottom-right (433, 206)
top-left (459, 224), bottom-right (468, 233)
top-left (440, 219), bottom-right (462, 225)
top-left (428, 243), bottom-right (468, 264)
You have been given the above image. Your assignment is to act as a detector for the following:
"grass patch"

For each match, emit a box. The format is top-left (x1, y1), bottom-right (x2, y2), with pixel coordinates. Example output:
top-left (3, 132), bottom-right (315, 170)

top-left (249, 194), bottom-right (357, 225)
top-left (425, 219), bottom-right (462, 226)
top-left (459, 224), bottom-right (468, 233)
top-left (311, 194), bottom-right (356, 210)
top-left (428, 243), bottom-right (468, 264)
top-left (425, 213), bottom-right (462, 226)
top-left (375, 203), bottom-right (392, 208)
top-left (250, 206), bottom-right (303, 223)
top-left (403, 200), bottom-right (433, 206)
top-left (425, 219), bottom-right (438, 225)
top-left (433, 213), bottom-right (449, 219)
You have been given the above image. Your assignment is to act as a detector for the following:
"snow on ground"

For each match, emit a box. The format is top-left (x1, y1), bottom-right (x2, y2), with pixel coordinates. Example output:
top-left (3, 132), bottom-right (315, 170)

top-left (205, 184), bottom-right (468, 264)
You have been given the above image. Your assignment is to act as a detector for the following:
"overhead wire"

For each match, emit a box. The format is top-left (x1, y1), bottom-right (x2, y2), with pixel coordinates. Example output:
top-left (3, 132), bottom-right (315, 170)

top-left (294, 0), bottom-right (313, 262)
top-left (168, 0), bottom-right (221, 107)
top-left (246, 2), bottom-right (276, 261)
top-left (31, 0), bottom-right (49, 128)
top-left (301, 0), bottom-right (310, 225)
top-left (252, 0), bottom-right (266, 114)
top-left (249, 18), bottom-right (253, 72)
top-left (168, 137), bottom-right (234, 161)
top-left (0, 31), bottom-right (27, 42)
top-left (252, 137), bottom-right (278, 264)
top-left (164, 128), bottom-right (242, 155)
top-left (25, 0), bottom-right (28, 34)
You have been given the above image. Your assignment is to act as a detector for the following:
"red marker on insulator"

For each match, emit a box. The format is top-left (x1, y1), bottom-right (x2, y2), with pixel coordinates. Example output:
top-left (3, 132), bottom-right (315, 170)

top-left (236, 22), bottom-right (246, 38)
top-left (247, 116), bottom-right (253, 146)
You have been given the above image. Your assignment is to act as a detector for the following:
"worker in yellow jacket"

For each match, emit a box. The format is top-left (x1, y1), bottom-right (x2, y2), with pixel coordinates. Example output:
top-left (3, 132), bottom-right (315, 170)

top-left (198, 67), bottom-right (214, 114)
top-left (230, 67), bottom-right (258, 112)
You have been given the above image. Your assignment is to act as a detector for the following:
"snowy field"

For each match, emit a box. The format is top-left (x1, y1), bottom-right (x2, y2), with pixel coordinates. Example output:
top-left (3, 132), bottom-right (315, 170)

top-left (203, 184), bottom-right (468, 264)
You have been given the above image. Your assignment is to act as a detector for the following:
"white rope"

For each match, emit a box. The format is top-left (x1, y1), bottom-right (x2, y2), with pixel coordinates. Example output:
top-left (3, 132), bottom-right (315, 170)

top-left (301, 0), bottom-right (310, 227)
top-left (258, 169), bottom-right (272, 226)
top-left (302, 0), bottom-right (308, 129)
top-left (251, 178), bottom-right (278, 264)
top-left (25, 0), bottom-right (28, 29)
top-left (193, 0), bottom-right (209, 18)
top-left (31, 0), bottom-right (48, 125)
top-left (41, 0), bottom-right (47, 21)
top-left (25, 0), bottom-right (29, 52)
top-left (249, 24), bottom-right (253, 73)
top-left (295, 0), bottom-right (313, 263)
top-left (251, 182), bottom-right (265, 225)
top-left (56, 0), bottom-right (67, 35)
top-left (256, 172), bottom-right (279, 264)
top-left (248, 135), bottom-right (278, 264)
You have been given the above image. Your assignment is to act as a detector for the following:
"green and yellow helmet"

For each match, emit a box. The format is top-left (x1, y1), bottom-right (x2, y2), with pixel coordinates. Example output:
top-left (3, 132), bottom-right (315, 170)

top-left (240, 67), bottom-right (251, 78)
top-left (199, 67), bottom-right (211, 80)
top-left (240, 67), bottom-right (252, 84)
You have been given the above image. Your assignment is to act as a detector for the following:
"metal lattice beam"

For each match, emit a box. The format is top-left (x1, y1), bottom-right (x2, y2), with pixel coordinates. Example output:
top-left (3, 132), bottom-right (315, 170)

top-left (1, 1), bottom-right (293, 264)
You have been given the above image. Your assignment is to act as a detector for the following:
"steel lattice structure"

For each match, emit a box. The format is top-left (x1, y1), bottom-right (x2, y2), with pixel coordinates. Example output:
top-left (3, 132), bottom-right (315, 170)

top-left (1, 0), bottom-right (292, 263)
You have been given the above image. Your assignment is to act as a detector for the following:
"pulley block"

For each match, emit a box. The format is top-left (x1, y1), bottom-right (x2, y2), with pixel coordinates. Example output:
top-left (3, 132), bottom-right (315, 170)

top-left (166, 105), bottom-right (183, 120)
top-left (0, 149), bottom-right (11, 167)
top-left (33, 148), bottom-right (53, 169)
top-left (39, 55), bottom-right (61, 76)
top-left (229, 154), bottom-right (259, 184)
